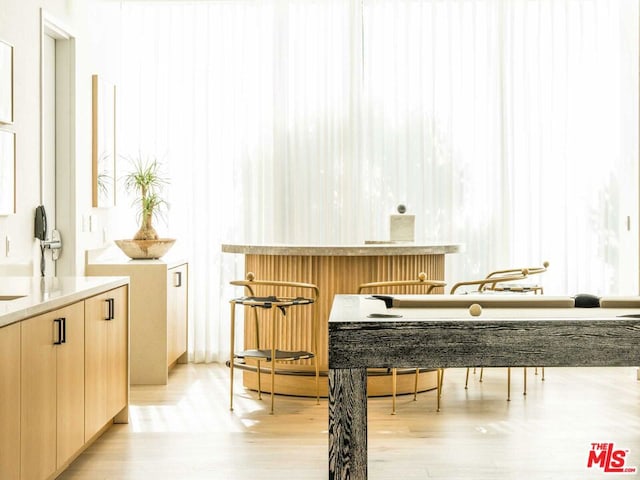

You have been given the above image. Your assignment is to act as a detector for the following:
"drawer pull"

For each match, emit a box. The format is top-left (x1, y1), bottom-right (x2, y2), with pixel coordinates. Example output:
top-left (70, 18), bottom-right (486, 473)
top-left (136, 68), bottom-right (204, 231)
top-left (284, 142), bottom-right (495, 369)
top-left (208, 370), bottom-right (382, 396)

top-left (54, 317), bottom-right (66, 345)
top-left (105, 298), bottom-right (115, 321)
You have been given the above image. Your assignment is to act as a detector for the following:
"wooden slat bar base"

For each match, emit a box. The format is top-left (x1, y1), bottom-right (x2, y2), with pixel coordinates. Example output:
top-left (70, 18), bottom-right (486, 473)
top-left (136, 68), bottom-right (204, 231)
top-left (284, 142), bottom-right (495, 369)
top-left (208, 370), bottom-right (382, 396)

top-left (240, 250), bottom-right (448, 396)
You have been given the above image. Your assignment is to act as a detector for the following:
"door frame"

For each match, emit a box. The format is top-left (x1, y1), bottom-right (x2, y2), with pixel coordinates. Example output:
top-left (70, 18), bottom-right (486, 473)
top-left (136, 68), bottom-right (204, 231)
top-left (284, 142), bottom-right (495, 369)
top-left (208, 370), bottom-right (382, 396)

top-left (40, 9), bottom-right (76, 276)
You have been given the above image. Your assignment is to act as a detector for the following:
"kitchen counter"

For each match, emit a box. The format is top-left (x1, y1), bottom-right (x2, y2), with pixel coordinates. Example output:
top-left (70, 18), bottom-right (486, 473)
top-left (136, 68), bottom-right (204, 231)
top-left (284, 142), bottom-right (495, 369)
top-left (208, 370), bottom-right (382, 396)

top-left (0, 276), bottom-right (129, 328)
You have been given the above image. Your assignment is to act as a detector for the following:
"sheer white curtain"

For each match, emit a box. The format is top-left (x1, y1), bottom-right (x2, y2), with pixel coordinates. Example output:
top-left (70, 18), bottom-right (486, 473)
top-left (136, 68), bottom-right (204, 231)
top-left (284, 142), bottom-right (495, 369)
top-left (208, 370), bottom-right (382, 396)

top-left (119, 0), bottom-right (638, 363)
top-left (362, 0), bottom-right (638, 294)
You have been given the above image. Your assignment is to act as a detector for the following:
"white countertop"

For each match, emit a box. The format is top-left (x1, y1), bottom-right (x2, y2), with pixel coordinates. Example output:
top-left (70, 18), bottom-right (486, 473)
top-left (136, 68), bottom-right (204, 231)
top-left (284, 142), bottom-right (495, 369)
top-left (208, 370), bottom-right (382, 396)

top-left (0, 276), bottom-right (129, 328)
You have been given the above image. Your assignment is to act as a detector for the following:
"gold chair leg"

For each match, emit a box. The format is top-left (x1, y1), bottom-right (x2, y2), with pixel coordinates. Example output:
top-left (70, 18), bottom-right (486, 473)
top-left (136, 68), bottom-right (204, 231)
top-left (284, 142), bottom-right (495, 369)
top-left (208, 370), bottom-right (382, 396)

top-left (437, 368), bottom-right (443, 412)
top-left (507, 367), bottom-right (511, 401)
top-left (465, 367), bottom-right (470, 389)
top-left (229, 302), bottom-right (236, 411)
top-left (257, 360), bottom-right (262, 400)
top-left (315, 357), bottom-right (320, 406)
top-left (542, 367), bottom-right (545, 381)
top-left (480, 367), bottom-right (484, 383)
top-left (391, 368), bottom-right (397, 415)
top-left (413, 368), bottom-right (419, 401)
top-left (523, 367), bottom-right (527, 395)
top-left (270, 308), bottom-right (276, 415)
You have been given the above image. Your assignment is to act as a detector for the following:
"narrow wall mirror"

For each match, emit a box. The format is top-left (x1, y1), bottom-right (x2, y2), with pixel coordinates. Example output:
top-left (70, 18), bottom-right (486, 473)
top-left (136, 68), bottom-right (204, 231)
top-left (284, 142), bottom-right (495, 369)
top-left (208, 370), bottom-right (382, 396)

top-left (92, 74), bottom-right (116, 207)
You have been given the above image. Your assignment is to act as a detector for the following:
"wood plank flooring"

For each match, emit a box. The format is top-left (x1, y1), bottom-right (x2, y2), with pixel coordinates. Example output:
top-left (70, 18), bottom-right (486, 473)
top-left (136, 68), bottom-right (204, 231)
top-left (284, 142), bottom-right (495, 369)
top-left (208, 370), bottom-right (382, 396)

top-left (59, 364), bottom-right (640, 479)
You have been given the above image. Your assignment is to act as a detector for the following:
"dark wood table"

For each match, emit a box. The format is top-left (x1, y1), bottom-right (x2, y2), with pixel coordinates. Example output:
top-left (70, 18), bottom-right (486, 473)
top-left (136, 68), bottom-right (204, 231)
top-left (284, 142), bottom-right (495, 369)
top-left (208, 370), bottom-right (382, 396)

top-left (328, 294), bottom-right (640, 479)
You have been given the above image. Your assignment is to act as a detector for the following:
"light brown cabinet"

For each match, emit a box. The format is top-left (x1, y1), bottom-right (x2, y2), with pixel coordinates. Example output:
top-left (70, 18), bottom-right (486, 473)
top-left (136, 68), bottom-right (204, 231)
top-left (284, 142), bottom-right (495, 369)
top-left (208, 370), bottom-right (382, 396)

top-left (0, 322), bottom-right (20, 480)
top-left (86, 257), bottom-right (189, 384)
top-left (85, 286), bottom-right (129, 441)
top-left (0, 279), bottom-right (129, 480)
top-left (20, 301), bottom-right (85, 480)
top-left (167, 263), bottom-right (188, 368)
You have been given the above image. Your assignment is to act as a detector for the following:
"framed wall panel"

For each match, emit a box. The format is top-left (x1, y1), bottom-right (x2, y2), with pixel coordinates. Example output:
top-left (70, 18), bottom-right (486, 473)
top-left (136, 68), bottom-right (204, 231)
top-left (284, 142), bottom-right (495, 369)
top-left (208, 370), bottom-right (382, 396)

top-left (0, 130), bottom-right (16, 215)
top-left (92, 74), bottom-right (116, 208)
top-left (0, 40), bottom-right (13, 125)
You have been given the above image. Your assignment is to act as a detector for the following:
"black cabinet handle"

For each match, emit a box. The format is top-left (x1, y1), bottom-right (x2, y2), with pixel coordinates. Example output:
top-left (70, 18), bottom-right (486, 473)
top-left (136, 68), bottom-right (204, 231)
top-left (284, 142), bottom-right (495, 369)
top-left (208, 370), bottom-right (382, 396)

top-left (105, 298), bottom-right (115, 321)
top-left (175, 271), bottom-right (182, 288)
top-left (54, 317), bottom-right (65, 345)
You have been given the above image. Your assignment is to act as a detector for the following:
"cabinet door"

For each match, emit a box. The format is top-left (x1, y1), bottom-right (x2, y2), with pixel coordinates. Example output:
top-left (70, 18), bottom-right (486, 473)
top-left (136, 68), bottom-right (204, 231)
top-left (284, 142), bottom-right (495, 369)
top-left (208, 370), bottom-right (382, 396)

top-left (107, 285), bottom-right (128, 419)
top-left (56, 302), bottom-right (85, 468)
top-left (0, 323), bottom-right (20, 480)
top-left (85, 290), bottom-right (108, 440)
top-left (21, 311), bottom-right (58, 480)
top-left (85, 286), bottom-right (129, 440)
top-left (167, 263), bottom-right (188, 366)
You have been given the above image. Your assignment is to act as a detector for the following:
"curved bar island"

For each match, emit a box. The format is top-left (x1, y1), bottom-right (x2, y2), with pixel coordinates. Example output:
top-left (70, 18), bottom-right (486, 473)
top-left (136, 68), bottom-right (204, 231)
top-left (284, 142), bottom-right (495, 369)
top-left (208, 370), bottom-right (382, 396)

top-left (222, 243), bottom-right (461, 398)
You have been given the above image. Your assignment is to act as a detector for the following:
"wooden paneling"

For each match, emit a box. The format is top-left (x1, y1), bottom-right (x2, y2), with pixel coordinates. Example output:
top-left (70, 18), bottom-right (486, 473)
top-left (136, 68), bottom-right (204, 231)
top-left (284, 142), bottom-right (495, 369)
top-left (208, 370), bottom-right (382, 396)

top-left (238, 253), bottom-right (445, 396)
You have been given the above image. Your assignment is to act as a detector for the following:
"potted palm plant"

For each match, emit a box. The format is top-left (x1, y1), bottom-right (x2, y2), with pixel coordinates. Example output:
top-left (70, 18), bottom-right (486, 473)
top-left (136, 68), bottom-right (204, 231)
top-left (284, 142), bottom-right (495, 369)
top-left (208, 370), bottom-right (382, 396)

top-left (114, 154), bottom-right (176, 259)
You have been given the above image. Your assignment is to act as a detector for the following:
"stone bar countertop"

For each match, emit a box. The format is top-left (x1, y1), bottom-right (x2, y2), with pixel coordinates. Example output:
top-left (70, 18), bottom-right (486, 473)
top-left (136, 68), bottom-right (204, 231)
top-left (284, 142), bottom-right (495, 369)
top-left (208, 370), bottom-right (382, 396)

top-left (221, 242), bottom-right (462, 256)
top-left (0, 276), bottom-right (129, 328)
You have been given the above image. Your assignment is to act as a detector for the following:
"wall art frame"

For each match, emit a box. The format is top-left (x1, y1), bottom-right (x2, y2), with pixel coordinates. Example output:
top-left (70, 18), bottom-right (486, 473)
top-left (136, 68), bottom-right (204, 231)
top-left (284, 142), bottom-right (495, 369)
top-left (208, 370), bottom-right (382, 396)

top-left (0, 39), bottom-right (14, 125)
top-left (0, 130), bottom-right (16, 215)
top-left (92, 74), bottom-right (116, 208)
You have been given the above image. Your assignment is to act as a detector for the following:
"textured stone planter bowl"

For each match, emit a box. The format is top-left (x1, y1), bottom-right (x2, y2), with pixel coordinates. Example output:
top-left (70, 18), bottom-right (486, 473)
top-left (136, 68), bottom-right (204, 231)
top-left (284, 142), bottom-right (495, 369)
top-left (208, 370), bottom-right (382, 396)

top-left (114, 238), bottom-right (176, 259)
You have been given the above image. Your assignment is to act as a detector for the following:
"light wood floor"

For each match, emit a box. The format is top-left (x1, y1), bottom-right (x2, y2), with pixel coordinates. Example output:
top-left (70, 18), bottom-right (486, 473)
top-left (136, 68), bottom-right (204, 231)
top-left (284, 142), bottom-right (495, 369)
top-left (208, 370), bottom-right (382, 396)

top-left (59, 364), bottom-right (640, 479)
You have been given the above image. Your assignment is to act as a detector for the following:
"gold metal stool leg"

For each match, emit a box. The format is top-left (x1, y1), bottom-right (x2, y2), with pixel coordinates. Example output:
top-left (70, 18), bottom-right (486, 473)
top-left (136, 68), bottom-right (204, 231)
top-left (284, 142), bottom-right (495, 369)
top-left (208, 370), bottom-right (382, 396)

top-left (523, 367), bottom-right (527, 396)
top-left (270, 308), bottom-right (276, 414)
top-left (229, 302), bottom-right (236, 411)
top-left (391, 368), bottom-right (397, 415)
top-left (437, 368), bottom-right (444, 412)
top-left (465, 367), bottom-right (470, 389)
top-left (507, 367), bottom-right (511, 401)
top-left (413, 368), bottom-right (419, 401)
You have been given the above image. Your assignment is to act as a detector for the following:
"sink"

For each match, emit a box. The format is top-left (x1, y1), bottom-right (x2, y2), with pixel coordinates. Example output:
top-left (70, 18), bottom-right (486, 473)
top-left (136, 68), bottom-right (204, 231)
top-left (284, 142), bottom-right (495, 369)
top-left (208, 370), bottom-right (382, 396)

top-left (0, 295), bottom-right (26, 301)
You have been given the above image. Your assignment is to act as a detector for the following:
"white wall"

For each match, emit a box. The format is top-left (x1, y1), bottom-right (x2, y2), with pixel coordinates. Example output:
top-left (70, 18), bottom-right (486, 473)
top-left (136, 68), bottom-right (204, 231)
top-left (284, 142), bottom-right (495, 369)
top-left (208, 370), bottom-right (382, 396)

top-left (0, 0), bottom-right (121, 276)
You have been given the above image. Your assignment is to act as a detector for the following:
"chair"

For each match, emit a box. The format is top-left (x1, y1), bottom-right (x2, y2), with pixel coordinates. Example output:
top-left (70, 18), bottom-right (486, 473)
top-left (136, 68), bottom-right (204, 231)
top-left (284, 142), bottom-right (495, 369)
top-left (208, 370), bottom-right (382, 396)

top-left (449, 268), bottom-right (529, 295)
top-left (450, 264), bottom-right (549, 400)
top-left (485, 262), bottom-right (549, 383)
top-left (229, 273), bottom-right (320, 414)
top-left (484, 261), bottom-right (549, 295)
top-left (358, 272), bottom-right (446, 414)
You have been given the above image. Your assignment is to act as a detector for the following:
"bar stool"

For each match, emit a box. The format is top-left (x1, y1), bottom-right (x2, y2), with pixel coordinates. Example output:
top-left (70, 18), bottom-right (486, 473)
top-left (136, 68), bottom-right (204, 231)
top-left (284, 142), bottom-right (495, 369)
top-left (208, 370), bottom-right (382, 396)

top-left (358, 272), bottom-right (446, 414)
top-left (451, 263), bottom-right (549, 399)
top-left (229, 273), bottom-right (320, 414)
